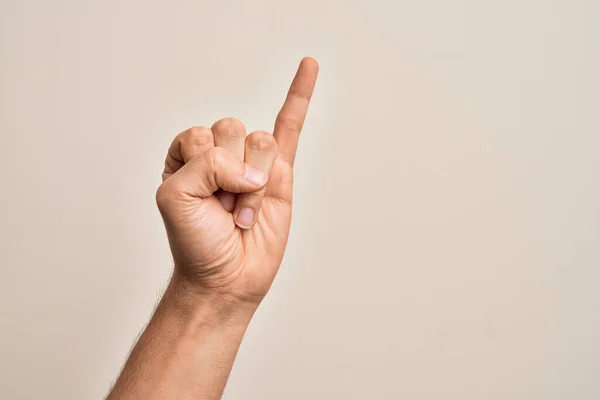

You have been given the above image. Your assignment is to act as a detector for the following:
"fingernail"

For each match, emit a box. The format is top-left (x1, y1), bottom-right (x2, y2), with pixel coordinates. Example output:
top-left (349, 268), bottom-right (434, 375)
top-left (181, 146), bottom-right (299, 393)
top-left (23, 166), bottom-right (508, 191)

top-left (244, 165), bottom-right (267, 186)
top-left (236, 208), bottom-right (255, 228)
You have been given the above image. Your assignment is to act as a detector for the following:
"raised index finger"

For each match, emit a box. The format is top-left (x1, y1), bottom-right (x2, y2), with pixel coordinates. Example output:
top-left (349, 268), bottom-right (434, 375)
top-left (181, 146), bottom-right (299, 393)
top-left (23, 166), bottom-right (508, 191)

top-left (273, 57), bottom-right (319, 166)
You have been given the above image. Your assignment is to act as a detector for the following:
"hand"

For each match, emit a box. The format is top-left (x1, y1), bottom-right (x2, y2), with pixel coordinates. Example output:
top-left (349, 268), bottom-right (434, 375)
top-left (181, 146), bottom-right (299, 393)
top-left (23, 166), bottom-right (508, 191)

top-left (155, 58), bottom-right (319, 308)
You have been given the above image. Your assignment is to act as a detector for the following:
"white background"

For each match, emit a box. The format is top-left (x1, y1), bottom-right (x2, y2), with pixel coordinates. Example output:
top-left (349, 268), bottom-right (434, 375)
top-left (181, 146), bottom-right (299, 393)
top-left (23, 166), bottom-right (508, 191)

top-left (1, 1), bottom-right (599, 398)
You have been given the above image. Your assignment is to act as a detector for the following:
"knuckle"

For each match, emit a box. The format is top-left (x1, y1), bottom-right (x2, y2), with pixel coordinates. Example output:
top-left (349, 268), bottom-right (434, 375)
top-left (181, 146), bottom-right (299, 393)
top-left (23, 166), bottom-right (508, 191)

top-left (276, 112), bottom-right (303, 132)
top-left (180, 126), bottom-right (213, 148)
top-left (212, 118), bottom-right (245, 140)
top-left (206, 146), bottom-right (225, 169)
top-left (247, 131), bottom-right (276, 152)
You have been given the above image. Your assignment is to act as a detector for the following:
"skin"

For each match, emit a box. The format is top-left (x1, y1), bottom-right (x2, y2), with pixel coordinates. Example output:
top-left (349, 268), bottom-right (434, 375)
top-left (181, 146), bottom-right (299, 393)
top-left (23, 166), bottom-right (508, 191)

top-left (106, 57), bottom-right (319, 400)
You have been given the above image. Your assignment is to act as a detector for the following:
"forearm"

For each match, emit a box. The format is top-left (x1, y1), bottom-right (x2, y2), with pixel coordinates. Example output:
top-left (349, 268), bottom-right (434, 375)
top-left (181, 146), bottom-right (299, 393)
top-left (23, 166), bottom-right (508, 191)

top-left (107, 273), bottom-right (257, 400)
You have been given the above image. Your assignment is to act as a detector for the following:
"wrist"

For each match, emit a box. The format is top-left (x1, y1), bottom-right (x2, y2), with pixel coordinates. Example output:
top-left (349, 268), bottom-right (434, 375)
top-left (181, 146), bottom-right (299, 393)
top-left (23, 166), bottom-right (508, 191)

top-left (163, 271), bottom-right (259, 329)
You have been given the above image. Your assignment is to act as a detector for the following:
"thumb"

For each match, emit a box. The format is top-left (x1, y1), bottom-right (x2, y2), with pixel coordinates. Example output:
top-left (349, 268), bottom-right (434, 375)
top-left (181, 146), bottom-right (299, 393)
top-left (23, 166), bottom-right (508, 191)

top-left (157, 146), bottom-right (267, 205)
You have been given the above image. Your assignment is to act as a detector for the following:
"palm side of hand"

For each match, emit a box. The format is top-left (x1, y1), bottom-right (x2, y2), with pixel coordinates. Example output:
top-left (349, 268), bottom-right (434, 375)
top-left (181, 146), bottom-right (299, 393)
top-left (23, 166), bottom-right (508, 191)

top-left (156, 58), bottom-right (318, 303)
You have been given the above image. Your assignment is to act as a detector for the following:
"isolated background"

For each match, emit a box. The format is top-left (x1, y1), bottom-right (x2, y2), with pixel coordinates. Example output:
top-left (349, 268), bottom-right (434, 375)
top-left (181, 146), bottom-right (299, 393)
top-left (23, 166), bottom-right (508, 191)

top-left (1, 1), bottom-right (599, 399)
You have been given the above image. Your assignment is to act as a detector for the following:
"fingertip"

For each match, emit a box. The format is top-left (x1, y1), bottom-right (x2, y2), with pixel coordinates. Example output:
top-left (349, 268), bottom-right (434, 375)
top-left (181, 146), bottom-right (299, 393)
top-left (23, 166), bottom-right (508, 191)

top-left (287, 57), bottom-right (319, 101)
top-left (301, 56), bottom-right (319, 70)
